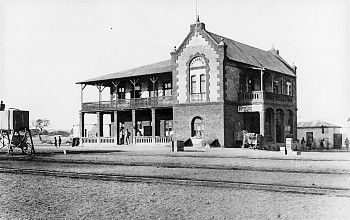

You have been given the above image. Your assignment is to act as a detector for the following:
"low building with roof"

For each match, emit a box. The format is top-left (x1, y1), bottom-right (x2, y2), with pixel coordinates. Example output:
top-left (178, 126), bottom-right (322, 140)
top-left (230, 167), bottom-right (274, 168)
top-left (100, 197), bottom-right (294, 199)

top-left (76, 19), bottom-right (297, 148)
top-left (297, 120), bottom-right (342, 149)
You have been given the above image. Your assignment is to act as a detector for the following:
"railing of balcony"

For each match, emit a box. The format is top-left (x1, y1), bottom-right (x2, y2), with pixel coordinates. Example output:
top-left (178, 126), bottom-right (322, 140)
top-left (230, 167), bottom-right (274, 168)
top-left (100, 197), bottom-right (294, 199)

top-left (82, 96), bottom-right (173, 111)
top-left (264, 92), bottom-right (294, 103)
top-left (190, 93), bottom-right (206, 102)
top-left (238, 91), bottom-right (294, 104)
top-left (238, 91), bottom-right (264, 103)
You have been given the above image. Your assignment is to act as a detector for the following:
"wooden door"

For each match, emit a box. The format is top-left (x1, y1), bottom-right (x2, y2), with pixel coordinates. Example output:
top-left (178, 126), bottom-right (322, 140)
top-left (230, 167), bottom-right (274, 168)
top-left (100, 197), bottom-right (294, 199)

top-left (334, 133), bottom-right (342, 149)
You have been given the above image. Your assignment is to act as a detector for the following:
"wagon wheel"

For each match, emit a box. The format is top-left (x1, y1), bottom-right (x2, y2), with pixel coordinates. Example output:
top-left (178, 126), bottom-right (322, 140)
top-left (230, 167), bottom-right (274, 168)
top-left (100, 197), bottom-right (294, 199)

top-left (0, 131), bottom-right (10, 150)
top-left (2, 131), bottom-right (13, 153)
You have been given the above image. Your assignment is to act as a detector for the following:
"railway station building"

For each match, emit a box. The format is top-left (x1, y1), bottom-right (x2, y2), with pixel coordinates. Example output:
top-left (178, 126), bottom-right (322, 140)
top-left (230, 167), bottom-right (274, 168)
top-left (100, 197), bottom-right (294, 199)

top-left (77, 19), bottom-right (297, 147)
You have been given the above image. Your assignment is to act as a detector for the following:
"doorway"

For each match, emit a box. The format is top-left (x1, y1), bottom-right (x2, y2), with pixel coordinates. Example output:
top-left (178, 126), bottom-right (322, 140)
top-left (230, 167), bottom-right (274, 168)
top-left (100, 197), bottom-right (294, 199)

top-left (191, 117), bottom-right (204, 138)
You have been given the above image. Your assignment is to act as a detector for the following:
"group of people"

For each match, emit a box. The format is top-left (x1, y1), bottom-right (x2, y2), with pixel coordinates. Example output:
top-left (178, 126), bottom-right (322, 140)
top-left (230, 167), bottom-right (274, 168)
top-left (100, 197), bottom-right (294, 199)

top-left (54, 136), bottom-right (62, 148)
top-left (300, 136), bottom-right (350, 151)
top-left (119, 128), bottom-right (131, 145)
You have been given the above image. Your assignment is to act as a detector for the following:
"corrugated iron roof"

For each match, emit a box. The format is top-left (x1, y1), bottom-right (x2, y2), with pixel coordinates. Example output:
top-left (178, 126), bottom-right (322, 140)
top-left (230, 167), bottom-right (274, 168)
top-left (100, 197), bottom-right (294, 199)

top-left (207, 31), bottom-right (296, 76)
top-left (77, 28), bottom-right (295, 84)
top-left (77, 60), bottom-right (172, 84)
top-left (297, 120), bottom-right (341, 128)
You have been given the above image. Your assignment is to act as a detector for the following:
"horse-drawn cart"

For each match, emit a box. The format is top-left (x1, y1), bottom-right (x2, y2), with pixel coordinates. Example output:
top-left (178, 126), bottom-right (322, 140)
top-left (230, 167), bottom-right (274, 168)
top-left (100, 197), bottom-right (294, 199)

top-left (0, 108), bottom-right (34, 154)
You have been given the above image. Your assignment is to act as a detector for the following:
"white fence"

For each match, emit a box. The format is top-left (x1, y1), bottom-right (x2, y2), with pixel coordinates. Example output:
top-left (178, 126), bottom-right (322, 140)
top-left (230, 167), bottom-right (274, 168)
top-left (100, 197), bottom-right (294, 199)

top-left (80, 136), bottom-right (173, 146)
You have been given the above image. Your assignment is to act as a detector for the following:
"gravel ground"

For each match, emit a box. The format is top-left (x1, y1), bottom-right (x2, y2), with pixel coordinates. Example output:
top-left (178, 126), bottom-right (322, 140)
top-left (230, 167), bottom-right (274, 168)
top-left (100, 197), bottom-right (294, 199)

top-left (1, 173), bottom-right (350, 220)
top-left (1, 160), bottom-right (350, 191)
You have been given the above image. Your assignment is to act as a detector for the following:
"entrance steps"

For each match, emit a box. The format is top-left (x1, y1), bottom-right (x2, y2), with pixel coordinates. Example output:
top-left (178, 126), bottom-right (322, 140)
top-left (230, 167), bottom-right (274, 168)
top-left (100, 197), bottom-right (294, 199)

top-left (190, 138), bottom-right (203, 147)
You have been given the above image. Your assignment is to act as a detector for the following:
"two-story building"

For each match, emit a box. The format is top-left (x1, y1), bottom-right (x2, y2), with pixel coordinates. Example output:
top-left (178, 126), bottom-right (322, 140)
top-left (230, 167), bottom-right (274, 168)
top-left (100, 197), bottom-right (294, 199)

top-left (76, 19), bottom-right (297, 147)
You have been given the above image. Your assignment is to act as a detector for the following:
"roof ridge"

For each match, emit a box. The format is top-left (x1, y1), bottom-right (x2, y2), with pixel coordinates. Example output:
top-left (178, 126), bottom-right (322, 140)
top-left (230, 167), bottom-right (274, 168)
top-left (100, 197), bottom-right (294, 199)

top-left (207, 30), bottom-right (295, 75)
top-left (207, 31), bottom-right (262, 67)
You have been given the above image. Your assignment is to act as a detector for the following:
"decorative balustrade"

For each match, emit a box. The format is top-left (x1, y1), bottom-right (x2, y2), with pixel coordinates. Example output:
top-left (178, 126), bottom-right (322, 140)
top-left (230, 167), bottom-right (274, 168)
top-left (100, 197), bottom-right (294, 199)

top-left (238, 91), bottom-right (293, 104)
top-left (238, 91), bottom-right (263, 103)
top-left (135, 136), bottom-right (173, 145)
top-left (82, 96), bottom-right (173, 111)
top-left (264, 92), bottom-right (294, 103)
top-left (80, 136), bottom-right (173, 146)
top-left (135, 136), bottom-right (153, 144)
top-left (190, 93), bottom-right (206, 102)
top-left (100, 137), bottom-right (115, 144)
top-left (81, 137), bottom-right (98, 144)
top-left (155, 136), bottom-right (174, 144)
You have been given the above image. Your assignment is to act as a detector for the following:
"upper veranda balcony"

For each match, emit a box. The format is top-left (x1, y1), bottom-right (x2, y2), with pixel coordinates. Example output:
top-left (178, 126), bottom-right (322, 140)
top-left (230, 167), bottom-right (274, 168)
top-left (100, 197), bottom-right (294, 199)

top-left (82, 96), bottom-right (174, 111)
top-left (237, 71), bottom-right (296, 105)
top-left (77, 69), bottom-right (173, 111)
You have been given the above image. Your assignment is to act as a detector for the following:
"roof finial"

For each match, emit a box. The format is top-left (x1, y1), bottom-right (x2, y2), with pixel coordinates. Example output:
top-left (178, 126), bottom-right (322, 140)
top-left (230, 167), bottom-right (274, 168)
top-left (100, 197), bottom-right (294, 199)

top-left (195, 0), bottom-right (200, 23)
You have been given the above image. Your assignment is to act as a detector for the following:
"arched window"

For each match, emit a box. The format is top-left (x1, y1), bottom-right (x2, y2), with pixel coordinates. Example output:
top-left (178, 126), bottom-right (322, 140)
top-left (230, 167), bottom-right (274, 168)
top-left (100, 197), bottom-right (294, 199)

top-left (189, 57), bottom-right (206, 102)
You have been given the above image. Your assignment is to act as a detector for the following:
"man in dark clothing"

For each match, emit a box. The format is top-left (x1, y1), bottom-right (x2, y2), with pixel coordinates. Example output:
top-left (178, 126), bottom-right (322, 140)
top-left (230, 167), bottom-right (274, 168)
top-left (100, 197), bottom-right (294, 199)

top-left (58, 136), bottom-right (62, 148)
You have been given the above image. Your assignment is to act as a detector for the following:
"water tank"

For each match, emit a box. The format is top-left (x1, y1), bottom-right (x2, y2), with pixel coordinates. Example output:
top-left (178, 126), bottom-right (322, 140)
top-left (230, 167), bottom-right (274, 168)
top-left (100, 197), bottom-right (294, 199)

top-left (0, 109), bottom-right (29, 130)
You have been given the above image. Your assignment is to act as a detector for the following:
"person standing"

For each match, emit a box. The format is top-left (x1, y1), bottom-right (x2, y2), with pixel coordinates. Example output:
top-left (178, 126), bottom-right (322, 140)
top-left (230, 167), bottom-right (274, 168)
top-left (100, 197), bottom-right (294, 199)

top-left (119, 128), bottom-right (124, 145)
top-left (54, 137), bottom-right (57, 148)
top-left (345, 137), bottom-right (349, 152)
top-left (124, 129), bottom-right (130, 145)
top-left (58, 136), bottom-right (62, 148)
top-left (301, 137), bottom-right (306, 150)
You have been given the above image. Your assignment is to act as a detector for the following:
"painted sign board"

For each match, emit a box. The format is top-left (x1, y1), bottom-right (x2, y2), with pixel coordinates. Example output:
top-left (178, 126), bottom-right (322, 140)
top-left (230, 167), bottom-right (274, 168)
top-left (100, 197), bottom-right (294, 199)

top-left (238, 105), bottom-right (263, 112)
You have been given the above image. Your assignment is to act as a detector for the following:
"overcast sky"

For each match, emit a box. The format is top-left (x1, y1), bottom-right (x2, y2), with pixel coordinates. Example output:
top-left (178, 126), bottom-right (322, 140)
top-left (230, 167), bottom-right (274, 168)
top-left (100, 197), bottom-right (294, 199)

top-left (1, 0), bottom-right (349, 129)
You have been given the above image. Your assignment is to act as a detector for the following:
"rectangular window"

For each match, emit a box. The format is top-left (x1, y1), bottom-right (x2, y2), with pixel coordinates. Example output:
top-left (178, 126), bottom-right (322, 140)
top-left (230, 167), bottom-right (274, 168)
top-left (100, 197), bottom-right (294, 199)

top-left (131, 86), bottom-right (141, 98)
top-left (149, 83), bottom-right (158, 97)
top-left (163, 82), bottom-right (172, 96)
top-left (191, 75), bottom-right (196, 94)
top-left (273, 81), bottom-right (279, 93)
top-left (200, 74), bottom-right (205, 93)
top-left (286, 82), bottom-right (292, 96)
top-left (118, 87), bottom-right (125, 99)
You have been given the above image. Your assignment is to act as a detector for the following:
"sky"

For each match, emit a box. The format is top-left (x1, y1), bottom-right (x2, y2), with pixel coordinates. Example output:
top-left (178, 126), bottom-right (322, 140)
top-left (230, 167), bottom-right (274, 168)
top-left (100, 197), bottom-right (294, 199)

top-left (0, 0), bottom-right (349, 129)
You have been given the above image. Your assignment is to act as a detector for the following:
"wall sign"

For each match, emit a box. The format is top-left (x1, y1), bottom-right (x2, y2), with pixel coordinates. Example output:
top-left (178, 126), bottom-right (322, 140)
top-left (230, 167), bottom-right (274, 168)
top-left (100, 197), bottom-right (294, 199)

top-left (238, 105), bottom-right (263, 112)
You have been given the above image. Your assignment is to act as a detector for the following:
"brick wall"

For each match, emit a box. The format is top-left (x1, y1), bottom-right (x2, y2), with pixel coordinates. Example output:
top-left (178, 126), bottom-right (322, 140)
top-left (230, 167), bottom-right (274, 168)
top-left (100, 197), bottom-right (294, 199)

top-left (224, 102), bottom-right (244, 147)
top-left (173, 103), bottom-right (225, 146)
top-left (225, 65), bottom-right (241, 102)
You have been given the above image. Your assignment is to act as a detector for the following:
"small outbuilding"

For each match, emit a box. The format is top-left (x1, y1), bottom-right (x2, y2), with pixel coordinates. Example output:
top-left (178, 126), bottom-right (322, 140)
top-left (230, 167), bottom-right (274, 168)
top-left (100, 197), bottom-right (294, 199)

top-left (297, 121), bottom-right (342, 149)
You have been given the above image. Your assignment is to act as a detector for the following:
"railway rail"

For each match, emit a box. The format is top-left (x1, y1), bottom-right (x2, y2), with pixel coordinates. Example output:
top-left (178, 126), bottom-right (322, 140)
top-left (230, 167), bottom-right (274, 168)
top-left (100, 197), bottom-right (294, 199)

top-left (0, 166), bottom-right (350, 197)
top-left (1, 155), bottom-right (350, 175)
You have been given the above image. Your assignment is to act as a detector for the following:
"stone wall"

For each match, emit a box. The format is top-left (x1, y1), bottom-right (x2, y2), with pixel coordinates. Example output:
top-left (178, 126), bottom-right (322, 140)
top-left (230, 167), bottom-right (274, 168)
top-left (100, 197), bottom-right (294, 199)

top-left (172, 25), bottom-right (223, 104)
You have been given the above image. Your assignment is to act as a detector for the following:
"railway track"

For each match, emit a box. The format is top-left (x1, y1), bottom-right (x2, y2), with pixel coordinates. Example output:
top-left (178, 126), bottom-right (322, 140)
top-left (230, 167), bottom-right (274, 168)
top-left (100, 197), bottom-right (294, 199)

top-left (1, 155), bottom-right (350, 175)
top-left (0, 166), bottom-right (350, 197)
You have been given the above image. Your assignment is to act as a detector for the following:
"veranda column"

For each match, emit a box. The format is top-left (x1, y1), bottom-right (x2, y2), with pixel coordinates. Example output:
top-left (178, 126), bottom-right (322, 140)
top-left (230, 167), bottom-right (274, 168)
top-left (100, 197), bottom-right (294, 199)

top-left (97, 112), bottom-right (103, 137)
top-left (272, 111), bottom-right (277, 143)
top-left (293, 110), bottom-right (298, 141)
top-left (132, 110), bottom-right (136, 144)
top-left (259, 109), bottom-right (265, 136)
top-left (284, 110), bottom-right (289, 141)
top-left (151, 108), bottom-right (156, 143)
top-left (79, 112), bottom-right (85, 137)
top-left (111, 111), bottom-right (118, 143)
top-left (260, 70), bottom-right (264, 92)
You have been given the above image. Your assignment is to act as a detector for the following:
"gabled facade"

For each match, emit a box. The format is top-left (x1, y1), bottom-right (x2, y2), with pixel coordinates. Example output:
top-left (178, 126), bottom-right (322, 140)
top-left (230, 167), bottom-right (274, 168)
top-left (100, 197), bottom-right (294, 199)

top-left (77, 20), bottom-right (297, 147)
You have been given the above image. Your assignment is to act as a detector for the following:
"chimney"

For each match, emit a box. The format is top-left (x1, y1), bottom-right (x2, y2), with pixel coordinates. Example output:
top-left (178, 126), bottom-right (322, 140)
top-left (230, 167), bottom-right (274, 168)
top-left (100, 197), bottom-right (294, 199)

top-left (269, 46), bottom-right (279, 55)
top-left (0, 101), bottom-right (5, 111)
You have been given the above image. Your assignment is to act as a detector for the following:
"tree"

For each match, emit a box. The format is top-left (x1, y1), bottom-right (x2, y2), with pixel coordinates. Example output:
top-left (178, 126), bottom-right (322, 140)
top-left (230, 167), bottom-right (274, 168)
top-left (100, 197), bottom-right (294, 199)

top-left (32, 119), bottom-right (50, 141)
